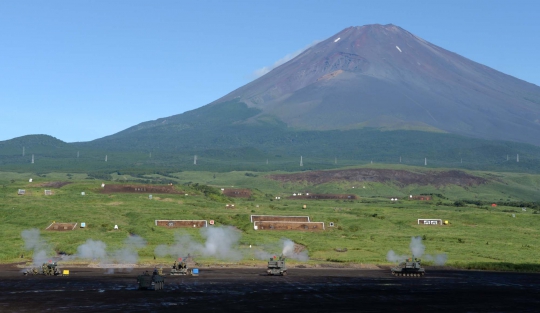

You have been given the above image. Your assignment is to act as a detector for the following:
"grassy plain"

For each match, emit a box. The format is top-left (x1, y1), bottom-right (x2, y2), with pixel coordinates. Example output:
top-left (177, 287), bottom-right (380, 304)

top-left (1, 166), bottom-right (539, 271)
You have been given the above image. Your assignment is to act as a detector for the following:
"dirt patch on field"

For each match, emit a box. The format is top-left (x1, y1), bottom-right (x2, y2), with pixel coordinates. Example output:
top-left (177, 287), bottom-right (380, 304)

top-left (254, 221), bottom-right (324, 231)
top-left (101, 184), bottom-right (182, 194)
top-left (36, 181), bottom-right (72, 188)
top-left (45, 222), bottom-right (77, 231)
top-left (268, 169), bottom-right (487, 187)
top-left (289, 194), bottom-right (357, 200)
top-left (222, 188), bottom-right (251, 198)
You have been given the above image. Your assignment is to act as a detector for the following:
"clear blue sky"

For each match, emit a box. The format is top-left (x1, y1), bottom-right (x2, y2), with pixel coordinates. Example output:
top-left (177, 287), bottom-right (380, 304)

top-left (1, 0), bottom-right (539, 142)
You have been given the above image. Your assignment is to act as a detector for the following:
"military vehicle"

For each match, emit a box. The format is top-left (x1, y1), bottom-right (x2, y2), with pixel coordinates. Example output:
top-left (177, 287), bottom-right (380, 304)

top-left (267, 255), bottom-right (287, 276)
top-left (170, 259), bottom-right (189, 276)
top-left (24, 262), bottom-right (63, 276)
top-left (391, 256), bottom-right (425, 277)
top-left (136, 270), bottom-right (165, 290)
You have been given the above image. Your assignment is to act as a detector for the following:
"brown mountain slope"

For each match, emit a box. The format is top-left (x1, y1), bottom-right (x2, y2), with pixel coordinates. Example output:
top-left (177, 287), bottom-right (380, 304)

top-left (211, 24), bottom-right (540, 145)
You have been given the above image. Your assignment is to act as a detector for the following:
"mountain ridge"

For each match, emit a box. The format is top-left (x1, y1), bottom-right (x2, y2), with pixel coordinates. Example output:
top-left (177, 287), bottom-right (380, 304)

top-left (202, 24), bottom-right (540, 145)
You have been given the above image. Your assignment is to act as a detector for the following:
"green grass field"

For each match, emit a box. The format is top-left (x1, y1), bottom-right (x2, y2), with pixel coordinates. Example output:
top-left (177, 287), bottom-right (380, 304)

top-left (1, 166), bottom-right (539, 271)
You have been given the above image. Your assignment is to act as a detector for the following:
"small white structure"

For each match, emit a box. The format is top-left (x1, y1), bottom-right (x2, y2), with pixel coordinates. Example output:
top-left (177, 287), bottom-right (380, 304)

top-left (29, 178), bottom-right (33, 183)
top-left (18, 189), bottom-right (25, 195)
top-left (80, 222), bottom-right (86, 228)
top-left (114, 225), bottom-right (118, 230)
top-left (149, 195), bottom-right (152, 199)
top-left (81, 192), bottom-right (85, 196)
top-left (101, 183), bottom-right (105, 188)
top-left (44, 190), bottom-right (52, 195)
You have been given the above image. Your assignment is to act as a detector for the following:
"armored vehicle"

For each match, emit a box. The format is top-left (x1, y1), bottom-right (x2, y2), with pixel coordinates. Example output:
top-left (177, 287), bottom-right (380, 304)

top-left (170, 259), bottom-right (189, 276)
top-left (24, 262), bottom-right (63, 276)
top-left (137, 270), bottom-right (165, 290)
top-left (267, 255), bottom-right (287, 276)
top-left (23, 267), bottom-right (39, 276)
top-left (391, 256), bottom-right (425, 277)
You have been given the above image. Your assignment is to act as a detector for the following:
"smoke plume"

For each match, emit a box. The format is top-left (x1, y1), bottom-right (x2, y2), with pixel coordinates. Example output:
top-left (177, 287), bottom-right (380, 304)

top-left (70, 235), bottom-right (147, 272)
top-left (154, 226), bottom-right (242, 261)
top-left (76, 239), bottom-right (107, 260)
top-left (21, 229), bottom-right (54, 266)
top-left (253, 238), bottom-right (309, 261)
top-left (111, 235), bottom-right (147, 264)
top-left (387, 236), bottom-right (447, 265)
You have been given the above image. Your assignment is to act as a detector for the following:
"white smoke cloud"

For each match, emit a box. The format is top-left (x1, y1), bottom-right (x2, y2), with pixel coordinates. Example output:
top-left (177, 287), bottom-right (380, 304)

top-left (111, 235), bottom-right (147, 265)
top-left (251, 40), bottom-right (321, 79)
top-left (423, 253), bottom-right (448, 266)
top-left (68, 235), bottom-right (147, 272)
top-left (387, 236), bottom-right (447, 265)
top-left (409, 236), bottom-right (426, 257)
top-left (154, 226), bottom-right (242, 261)
top-left (386, 250), bottom-right (408, 263)
top-left (281, 238), bottom-right (309, 261)
top-left (76, 239), bottom-right (107, 260)
top-left (253, 238), bottom-right (309, 261)
top-left (21, 229), bottom-right (54, 266)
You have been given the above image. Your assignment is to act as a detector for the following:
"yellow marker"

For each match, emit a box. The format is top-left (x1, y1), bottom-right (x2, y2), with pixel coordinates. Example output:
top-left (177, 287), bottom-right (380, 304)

top-left (62, 269), bottom-right (69, 275)
top-left (444, 220), bottom-right (449, 225)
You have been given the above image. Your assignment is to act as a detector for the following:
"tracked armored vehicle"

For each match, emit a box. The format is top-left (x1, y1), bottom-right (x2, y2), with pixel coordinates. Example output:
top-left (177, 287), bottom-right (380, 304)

top-left (267, 255), bottom-right (287, 276)
top-left (170, 259), bottom-right (189, 276)
top-left (24, 262), bottom-right (64, 276)
top-left (137, 270), bottom-right (165, 290)
top-left (391, 256), bottom-right (425, 277)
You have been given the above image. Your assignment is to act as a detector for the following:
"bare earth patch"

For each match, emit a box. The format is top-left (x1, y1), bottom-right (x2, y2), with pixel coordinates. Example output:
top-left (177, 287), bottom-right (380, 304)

top-left (45, 222), bottom-right (77, 231)
top-left (101, 184), bottom-right (182, 194)
top-left (268, 168), bottom-right (487, 187)
top-left (36, 181), bottom-right (72, 188)
top-left (222, 188), bottom-right (252, 198)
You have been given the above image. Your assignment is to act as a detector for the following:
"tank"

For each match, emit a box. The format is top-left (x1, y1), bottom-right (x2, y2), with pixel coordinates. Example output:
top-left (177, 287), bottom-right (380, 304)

top-left (391, 256), bottom-right (425, 277)
top-left (24, 262), bottom-right (63, 276)
top-left (137, 269), bottom-right (165, 290)
top-left (267, 255), bottom-right (287, 276)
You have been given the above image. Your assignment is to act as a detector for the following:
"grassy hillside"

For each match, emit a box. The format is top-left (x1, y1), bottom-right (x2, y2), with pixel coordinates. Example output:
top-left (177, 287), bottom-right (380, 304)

top-left (2, 101), bottom-right (540, 173)
top-left (1, 166), bottom-right (539, 271)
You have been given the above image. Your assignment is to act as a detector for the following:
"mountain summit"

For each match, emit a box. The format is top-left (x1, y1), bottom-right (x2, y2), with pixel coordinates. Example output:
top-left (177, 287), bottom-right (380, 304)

top-left (209, 24), bottom-right (540, 145)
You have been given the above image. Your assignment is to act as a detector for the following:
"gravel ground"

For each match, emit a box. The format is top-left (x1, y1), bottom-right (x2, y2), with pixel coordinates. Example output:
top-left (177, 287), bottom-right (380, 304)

top-left (1, 264), bottom-right (539, 312)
